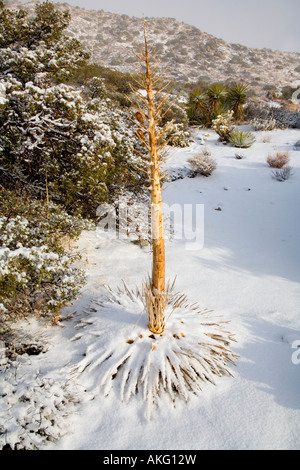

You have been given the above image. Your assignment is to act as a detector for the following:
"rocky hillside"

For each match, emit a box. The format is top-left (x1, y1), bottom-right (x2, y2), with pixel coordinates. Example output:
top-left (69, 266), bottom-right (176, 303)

top-left (7, 1), bottom-right (300, 95)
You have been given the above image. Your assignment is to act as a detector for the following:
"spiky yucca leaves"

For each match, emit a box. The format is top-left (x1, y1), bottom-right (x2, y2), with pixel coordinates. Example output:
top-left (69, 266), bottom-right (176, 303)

top-left (187, 89), bottom-right (210, 126)
top-left (70, 283), bottom-right (237, 418)
top-left (229, 129), bottom-right (256, 148)
top-left (207, 83), bottom-right (228, 113)
top-left (227, 82), bottom-right (248, 122)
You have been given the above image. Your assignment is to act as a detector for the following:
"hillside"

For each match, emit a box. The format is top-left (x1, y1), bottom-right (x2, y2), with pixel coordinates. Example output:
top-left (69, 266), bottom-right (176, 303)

top-left (8, 0), bottom-right (300, 95)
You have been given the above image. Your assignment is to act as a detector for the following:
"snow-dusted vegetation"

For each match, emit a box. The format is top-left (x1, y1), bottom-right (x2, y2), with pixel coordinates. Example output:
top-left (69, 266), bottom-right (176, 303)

top-left (8, 0), bottom-right (300, 96)
top-left (1, 124), bottom-right (299, 450)
top-left (1, 0), bottom-right (300, 451)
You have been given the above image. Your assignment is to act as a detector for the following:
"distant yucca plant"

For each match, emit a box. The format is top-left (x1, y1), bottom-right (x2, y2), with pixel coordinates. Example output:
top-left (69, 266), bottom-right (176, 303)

top-left (229, 130), bottom-right (255, 148)
top-left (227, 82), bottom-right (248, 121)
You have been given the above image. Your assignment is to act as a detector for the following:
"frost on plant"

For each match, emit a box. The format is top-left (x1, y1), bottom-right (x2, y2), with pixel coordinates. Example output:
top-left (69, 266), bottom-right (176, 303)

top-left (0, 200), bottom-right (90, 323)
top-left (211, 110), bottom-right (235, 142)
top-left (188, 150), bottom-right (217, 176)
top-left (266, 152), bottom-right (289, 169)
top-left (0, 370), bottom-right (83, 450)
top-left (70, 284), bottom-right (237, 418)
top-left (229, 130), bottom-right (255, 148)
top-left (272, 166), bottom-right (293, 182)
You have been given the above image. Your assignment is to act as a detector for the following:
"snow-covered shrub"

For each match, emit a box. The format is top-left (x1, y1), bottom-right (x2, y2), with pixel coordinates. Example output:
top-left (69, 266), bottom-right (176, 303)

top-left (0, 193), bottom-right (90, 324)
top-left (245, 101), bottom-right (300, 129)
top-left (272, 166), bottom-right (293, 182)
top-left (0, 1), bottom-right (88, 84)
top-left (211, 110), bottom-right (235, 142)
top-left (161, 122), bottom-right (190, 147)
top-left (0, 2), bottom-right (145, 216)
top-left (251, 117), bottom-right (277, 131)
top-left (266, 152), bottom-right (289, 168)
top-left (160, 96), bottom-right (189, 128)
top-left (0, 344), bottom-right (85, 450)
top-left (188, 150), bottom-right (217, 176)
top-left (294, 140), bottom-right (300, 151)
top-left (229, 130), bottom-right (255, 148)
top-left (0, 78), bottom-right (144, 215)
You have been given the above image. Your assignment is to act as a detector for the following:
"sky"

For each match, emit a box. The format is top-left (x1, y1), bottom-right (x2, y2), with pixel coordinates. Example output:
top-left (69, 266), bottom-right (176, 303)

top-left (17, 0), bottom-right (300, 53)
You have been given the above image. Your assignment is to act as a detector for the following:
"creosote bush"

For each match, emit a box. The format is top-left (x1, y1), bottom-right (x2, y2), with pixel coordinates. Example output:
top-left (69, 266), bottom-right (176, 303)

top-left (266, 152), bottom-right (289, 168)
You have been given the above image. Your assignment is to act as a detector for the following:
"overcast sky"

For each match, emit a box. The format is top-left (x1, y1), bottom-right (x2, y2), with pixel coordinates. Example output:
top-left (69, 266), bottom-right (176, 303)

top-left (18, 0), bottom-right (300, 53)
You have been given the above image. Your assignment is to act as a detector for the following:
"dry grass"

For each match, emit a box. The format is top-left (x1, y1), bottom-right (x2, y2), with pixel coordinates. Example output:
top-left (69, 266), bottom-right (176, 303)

top-left (266, 151), bottom-right (289, 168)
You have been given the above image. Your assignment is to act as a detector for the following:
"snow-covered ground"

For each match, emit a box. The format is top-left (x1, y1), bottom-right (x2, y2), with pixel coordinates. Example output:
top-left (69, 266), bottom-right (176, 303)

top-left (1, 127), bottom-right (300, 450)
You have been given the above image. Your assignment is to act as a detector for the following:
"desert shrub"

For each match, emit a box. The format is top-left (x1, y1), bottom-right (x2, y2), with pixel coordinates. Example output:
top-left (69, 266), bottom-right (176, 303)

top-left (262, 134), bottom-right (272, 143)
top-left (266, 152), bottom-right (289, 168)
top-left (161, 123), bottom-right (190, 147)
top-left (272, 166), bottom-right (293, 182)
top-left (0, 2), bottom-right (146, 217)
top-left (211, 110), bottom-right (235, 142)
top-left (245, 101), bottom-right (300, 129)
top-left (294, 140), bottom-right (300, 151)
top-left (159, 97), bottom-right (189, 128)
top-left (188, 150), bottom-right (217, 176)
top-left (0, 191), bottom-right (91, 326)
top-left (229, 130), bottom-right (255, 148)
top-left (251, 118), bottom-right (277, 131)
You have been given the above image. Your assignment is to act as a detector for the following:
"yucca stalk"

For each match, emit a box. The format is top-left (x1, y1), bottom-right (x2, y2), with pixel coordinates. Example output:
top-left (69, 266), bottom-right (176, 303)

top-left (131, 21), bottom-right (174, 334)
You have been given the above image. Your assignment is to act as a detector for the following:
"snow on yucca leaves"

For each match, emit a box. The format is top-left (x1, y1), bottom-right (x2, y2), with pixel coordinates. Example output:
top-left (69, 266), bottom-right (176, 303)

top-left (70, 284), bottom-right (237, 419)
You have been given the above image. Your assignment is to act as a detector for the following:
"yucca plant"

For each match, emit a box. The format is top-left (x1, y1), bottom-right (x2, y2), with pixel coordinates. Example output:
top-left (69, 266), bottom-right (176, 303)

top-left (227, 82), bottom-right (248, 121)
top-left (207, 83), bottom-right (228, 112)
top-left (70, 21), bottom-right (237, 416)
top-left (229, 129), bottom-right (255, 148)
top-left (187, 89), bottom-right (210, 126)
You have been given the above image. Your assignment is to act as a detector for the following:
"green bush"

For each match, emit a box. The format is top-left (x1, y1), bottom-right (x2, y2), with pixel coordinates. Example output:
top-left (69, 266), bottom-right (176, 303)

top-left (0, 191), bottom-right (92, 325)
